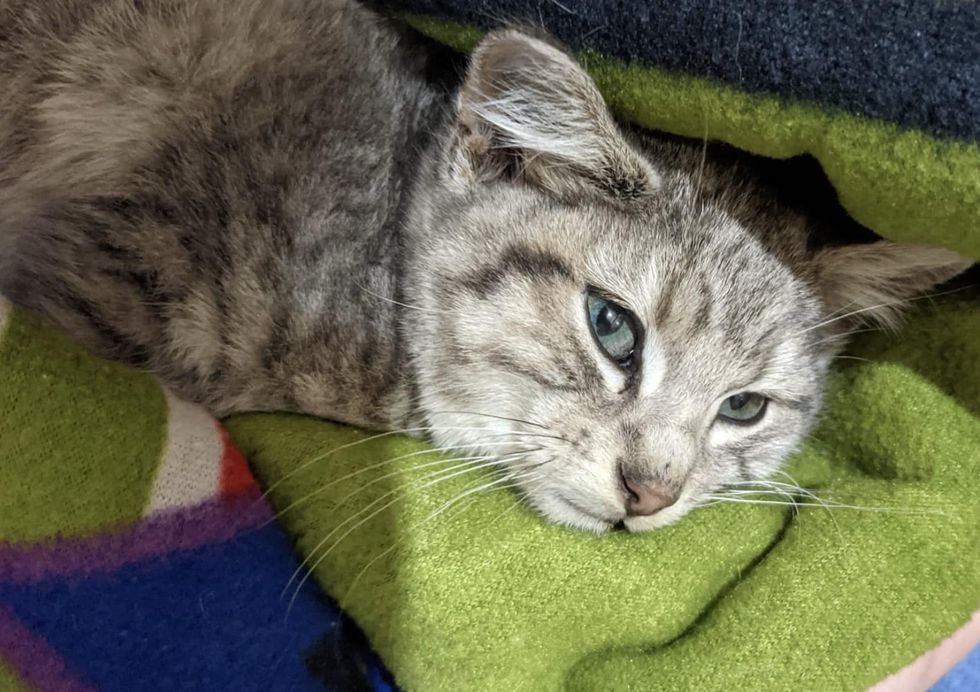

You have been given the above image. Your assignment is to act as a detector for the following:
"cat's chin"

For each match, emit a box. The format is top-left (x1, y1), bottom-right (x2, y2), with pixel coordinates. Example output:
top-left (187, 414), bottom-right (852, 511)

top-left (534, 488), bottom-right (697, 534)
top-left (546, 508), bottom-right (689, 534)
top-left (531, 494), bottom-right (619, 534)
top-left (534, 494), bottom-right (695, 534)
top-left (621, 502), bottom-right (690, 533)
top-left (553, 511), bottom-right (616, 535)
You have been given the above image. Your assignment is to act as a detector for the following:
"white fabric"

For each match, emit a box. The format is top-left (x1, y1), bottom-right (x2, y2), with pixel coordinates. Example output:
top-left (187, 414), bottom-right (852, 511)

top-left (145, 388), bottom-right (223, 514)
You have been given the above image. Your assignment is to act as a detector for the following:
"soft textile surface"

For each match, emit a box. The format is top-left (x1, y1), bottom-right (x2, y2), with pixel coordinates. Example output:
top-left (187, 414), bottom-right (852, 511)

top-left (224, 296), bottom-right (980, 691)
top-left (0, 299), bottom-right (394, 691)
top-left (1, 300), bottom-right (977, 691)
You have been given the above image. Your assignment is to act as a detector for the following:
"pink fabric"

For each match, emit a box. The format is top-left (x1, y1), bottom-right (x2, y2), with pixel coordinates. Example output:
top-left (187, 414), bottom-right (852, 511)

top-left (870, 609), bottom-right (980, 692)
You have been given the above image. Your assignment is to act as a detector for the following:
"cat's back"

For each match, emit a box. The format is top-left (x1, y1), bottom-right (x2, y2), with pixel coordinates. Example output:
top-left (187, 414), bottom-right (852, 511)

top-left (0, 0), bottom-right (443, 219)
top-left (0, 0), bottom-right (451, 414)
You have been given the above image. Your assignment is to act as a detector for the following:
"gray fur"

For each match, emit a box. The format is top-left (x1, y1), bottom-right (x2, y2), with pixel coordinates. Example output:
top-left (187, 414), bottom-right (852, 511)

top-left (0, 1), bottom-right (970, 531)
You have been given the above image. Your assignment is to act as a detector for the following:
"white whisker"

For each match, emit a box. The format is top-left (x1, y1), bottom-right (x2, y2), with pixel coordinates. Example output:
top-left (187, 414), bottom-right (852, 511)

top-left (284, 451), bottom-right (527, 611)
top-left (352, 281), bottom-right (441, 314)
top-left (800, 285), bottom-right (973, 336)
top-left (702, 494), bottom-right (946, 516)
top-left (262, 425), bottom-right (553, 498)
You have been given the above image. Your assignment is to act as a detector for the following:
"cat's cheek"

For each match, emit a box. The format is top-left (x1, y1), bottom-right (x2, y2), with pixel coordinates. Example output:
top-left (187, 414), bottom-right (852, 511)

top-left (524, 484), bottom-right (614, 534)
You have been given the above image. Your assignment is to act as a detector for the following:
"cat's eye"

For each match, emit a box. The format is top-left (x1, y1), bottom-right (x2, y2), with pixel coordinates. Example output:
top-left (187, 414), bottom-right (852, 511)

top-left (586, 292), bottom-right (638, 367)
top-left (717, 392), bottom-right (768, 424)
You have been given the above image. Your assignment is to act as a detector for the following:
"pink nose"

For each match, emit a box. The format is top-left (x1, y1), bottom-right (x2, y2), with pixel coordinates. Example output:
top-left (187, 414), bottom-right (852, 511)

top-left (623, 478), bottom-right (677, 516)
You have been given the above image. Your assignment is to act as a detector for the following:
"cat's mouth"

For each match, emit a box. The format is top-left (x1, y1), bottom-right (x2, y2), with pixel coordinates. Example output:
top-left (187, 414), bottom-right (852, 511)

top-left (551, 490), bottom-right (693, 533)
top-left (621, 504), bottom-right (689, 533)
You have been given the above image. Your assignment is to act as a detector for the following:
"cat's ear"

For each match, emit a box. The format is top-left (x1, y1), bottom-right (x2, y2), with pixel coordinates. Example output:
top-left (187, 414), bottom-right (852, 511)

top-left (815, 241), bottom-right (973, 328)
top-left (448, 30), bottom-right (659, 200)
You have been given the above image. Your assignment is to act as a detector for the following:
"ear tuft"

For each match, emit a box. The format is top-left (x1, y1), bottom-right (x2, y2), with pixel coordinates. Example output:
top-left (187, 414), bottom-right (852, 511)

top-left (815, 241), bottom-right (974, 330)
top-left (450, 30), bottom-right (659, 200)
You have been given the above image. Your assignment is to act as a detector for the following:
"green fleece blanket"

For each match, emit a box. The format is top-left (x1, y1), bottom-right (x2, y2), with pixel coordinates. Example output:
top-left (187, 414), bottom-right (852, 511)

top-left (225, 298), bottom-right (980, 690)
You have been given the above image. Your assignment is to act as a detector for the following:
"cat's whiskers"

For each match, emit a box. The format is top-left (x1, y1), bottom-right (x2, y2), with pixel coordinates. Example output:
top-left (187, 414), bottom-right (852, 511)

top-left (766, 471), bottom-right (848, 528)
top-left (259, 428), bottom-right (433, 499)
top-left (800, 284), bottom-right (973, 337)
top-left (339, 467), bottom-right (536, 605)
top-left (285, 450), bottom-right (531, 612)
top-left (352, 280), bottom-right (441, 314)
top-left (261, 424), bottom-right (554, 500)
top-left (264, 402), bottom-right (562, 544)
top-left (351, 461), bottom-right (545, 595)
top-left (724, 478), bottom-right (848, 544)
top-left (771, 468), bottom-right (809, 491)
top-left (284, 453), bottom-right (519, 603)
top-left (701, 493), bottom-right (945, 516)
top-left (267, 442), bottom-right (539, 525)
top-left (833, 355), bottom-right (873, 363)
top-left (725, 479), bottom-right (831, 507)
top-left (427, 467), bottom-right (539, 525)
top-left (727, 478), bottom-right (822, 502)
top-left (810, 326), bottom-right (881, 348)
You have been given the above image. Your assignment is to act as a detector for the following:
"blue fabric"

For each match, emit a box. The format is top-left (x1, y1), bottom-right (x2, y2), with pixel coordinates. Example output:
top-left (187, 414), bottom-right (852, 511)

top-left (933, 644), bottom-right (980, 692)
top-left (0, 524), bottom-right (395, 691)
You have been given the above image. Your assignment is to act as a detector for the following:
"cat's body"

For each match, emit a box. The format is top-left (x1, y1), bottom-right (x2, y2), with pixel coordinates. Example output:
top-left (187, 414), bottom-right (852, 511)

top-left (0, 0), bottom-right (445, 425)
top-left (0, 0), bottom-right (969, 531)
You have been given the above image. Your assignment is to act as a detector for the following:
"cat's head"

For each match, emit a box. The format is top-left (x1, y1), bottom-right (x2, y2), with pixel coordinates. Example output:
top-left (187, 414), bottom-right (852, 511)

top-left (405, 31), bottom-right (971, 532)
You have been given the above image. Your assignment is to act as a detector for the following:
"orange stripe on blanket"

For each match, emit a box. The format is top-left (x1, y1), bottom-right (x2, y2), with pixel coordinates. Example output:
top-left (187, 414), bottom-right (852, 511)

top-left (218, 423), bottom-right (258, 498)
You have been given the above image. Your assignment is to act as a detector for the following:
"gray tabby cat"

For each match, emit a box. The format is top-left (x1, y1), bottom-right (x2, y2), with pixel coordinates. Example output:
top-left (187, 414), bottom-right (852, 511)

top-left (0, 0), bottom-right (970, 532)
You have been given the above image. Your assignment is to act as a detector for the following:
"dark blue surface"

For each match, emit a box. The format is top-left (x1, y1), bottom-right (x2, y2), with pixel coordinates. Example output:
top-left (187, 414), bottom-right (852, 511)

top-left (371, 0), bottom-right (980, 141)
top-left (0, 525), bottom-right (394, 692)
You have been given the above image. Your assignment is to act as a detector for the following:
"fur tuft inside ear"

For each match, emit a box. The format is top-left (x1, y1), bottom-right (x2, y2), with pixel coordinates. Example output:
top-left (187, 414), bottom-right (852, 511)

top-left (449, 30), bottom-right (658, 200)
top-left (815, 241), bottom-right (974, 330)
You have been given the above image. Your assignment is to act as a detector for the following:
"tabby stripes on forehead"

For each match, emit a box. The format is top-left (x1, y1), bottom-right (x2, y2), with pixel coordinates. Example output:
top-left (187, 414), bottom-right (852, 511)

top-left (462, 244), bottom-right (572, 297)
top-left (486, 352), bottom-right (583, 392)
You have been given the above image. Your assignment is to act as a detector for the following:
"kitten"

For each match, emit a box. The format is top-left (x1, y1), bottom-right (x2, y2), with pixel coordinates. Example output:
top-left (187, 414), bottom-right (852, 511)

top-left (0, 0), bottom-right (970, 532)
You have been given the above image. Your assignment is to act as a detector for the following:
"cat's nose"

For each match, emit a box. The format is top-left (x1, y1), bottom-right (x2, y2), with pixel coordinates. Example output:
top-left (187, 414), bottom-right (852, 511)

top-left (622, 477), bottom-right (677, 516)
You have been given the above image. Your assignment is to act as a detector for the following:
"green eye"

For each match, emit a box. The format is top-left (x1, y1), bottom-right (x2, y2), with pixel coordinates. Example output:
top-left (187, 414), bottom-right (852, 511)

top-left (717, 392), bottom-right (768, 424)
top-left (586, 292), bottom-right (638, 366)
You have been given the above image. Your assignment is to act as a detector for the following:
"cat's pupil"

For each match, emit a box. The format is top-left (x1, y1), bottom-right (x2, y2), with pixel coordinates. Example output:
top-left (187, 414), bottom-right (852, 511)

top-left (596, 305), bottom-right (624, 336)
top-left (728, 393), bottom-right (749, 410)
